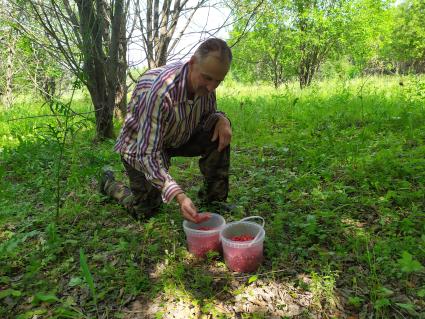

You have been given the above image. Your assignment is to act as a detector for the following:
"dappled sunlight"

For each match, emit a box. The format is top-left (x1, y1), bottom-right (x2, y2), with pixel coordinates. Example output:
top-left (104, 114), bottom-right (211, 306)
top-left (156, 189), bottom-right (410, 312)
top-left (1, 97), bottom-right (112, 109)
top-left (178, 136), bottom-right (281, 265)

top-left (341, 217), bottom-right (367, 229)
top-left (123, 252), bottom-right (348, 318)
top-left (122, 273), bottom-right (351, 318)
top-left (124, 287), bottom-right (201, 319)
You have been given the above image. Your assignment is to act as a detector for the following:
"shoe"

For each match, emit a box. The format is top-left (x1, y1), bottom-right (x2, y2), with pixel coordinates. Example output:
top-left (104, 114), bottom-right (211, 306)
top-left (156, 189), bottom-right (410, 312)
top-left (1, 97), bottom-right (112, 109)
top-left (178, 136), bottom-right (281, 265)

top-left (215, 202), bottom-right (237, 213)
top-left (99, 166), bottom-right (115, 195)
top-left (202, 201), bottom-right (237, 213)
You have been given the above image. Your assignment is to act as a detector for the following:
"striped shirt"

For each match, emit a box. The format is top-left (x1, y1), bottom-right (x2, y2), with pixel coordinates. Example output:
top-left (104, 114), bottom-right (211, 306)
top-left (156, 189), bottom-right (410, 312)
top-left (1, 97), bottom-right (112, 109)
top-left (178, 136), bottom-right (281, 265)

top-left (114, 61), bottom-right (225, 203)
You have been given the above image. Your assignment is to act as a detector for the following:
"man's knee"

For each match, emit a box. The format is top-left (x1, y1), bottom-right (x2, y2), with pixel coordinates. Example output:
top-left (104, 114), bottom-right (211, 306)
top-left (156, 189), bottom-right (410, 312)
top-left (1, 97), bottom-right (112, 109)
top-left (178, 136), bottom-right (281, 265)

top-left (126, 197), bottom-right (162, 220)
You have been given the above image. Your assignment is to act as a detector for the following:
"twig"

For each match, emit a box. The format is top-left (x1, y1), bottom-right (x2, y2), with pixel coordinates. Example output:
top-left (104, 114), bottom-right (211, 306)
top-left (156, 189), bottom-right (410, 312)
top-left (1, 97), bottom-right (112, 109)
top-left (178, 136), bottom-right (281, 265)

top-left (7, 108), bottom-right (102, 123)
top-left (230, 0), bottom-right (265, 48)
top-left (213, 268), bottom-right (297, 280)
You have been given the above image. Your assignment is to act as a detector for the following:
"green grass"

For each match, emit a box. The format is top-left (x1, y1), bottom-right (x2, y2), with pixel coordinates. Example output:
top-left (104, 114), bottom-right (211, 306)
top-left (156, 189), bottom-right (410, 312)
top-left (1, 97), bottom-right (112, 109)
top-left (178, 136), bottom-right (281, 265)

top-left (1, 76), bottom-right (424, 318)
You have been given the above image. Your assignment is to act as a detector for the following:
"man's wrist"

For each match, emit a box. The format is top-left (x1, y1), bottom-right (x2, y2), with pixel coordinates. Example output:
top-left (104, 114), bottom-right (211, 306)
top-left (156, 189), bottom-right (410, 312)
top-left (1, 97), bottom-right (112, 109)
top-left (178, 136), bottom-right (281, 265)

top-left (175, 192), bottom-right (187, 205)
top-left (217, 115), bottom-right (230, 126)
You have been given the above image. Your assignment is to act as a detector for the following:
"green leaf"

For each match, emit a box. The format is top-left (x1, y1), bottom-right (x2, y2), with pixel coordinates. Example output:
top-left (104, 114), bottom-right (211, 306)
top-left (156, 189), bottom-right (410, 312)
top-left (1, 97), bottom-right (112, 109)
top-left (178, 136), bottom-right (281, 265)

top-left (16, 309), bottom-right (47, 319)
top-left (79, 248), bottom-right (97, 305)
top-left (395, 302), bottom-right (418, 315)
top-left (398, 251), bottom-right (424, 273)
top-left (53, 306), bottom-right (83, 318)
top-left (417, 288), bottom-right (425, 298)
top-left (374, 298), bottom-right (390, 310)
top-left (68, 277), bottom-right (83, 287)
top-left (34, 293), bottom-right (59, 303)
top-left (377, 286), bottom-right (394, 297)
top-left (0, 289), bottom-right (22, 299)
top-left (348, 296), bottom-right (363, 308)
top-left (248, 275), bottom-right (258, 284)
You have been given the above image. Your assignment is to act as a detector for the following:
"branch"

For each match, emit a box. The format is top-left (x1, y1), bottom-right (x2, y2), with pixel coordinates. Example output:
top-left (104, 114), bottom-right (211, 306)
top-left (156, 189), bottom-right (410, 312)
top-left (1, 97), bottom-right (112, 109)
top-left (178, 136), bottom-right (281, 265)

top-left (230, 0), bottom-right (265, 48)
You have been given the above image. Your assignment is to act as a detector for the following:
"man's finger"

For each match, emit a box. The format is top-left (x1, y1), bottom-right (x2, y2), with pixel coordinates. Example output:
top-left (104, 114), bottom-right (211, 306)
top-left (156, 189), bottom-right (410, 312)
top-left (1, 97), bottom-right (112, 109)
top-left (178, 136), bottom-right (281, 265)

top-left (218, 133), bottom-right (230, 152)
top-left (211, 127), bottom-right (218, 142)
top-left (185, 212), bottom-right (198, 223)
top-left (196, 214), bottom-right (211, 223)
top-left (218, 140), bottom-right (224, 152)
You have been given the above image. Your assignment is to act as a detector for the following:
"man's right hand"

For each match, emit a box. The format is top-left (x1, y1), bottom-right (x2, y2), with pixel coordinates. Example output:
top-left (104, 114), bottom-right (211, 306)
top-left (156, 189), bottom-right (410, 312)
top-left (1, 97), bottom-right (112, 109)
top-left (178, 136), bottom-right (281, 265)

top-left (176, 193), bottom-right (210, 223)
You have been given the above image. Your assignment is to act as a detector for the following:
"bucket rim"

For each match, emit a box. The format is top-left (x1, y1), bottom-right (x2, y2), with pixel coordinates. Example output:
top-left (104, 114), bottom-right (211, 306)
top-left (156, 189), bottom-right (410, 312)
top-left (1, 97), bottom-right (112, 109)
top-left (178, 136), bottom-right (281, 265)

top-left (183, 212), bottom-right (226, 235)
top-left (220, 221), bottom-right (265, 246)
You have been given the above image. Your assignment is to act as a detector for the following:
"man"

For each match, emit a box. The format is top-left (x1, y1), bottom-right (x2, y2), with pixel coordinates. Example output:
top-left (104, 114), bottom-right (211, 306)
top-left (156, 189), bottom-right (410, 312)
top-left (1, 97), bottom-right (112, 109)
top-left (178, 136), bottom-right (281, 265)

top-left (100, 38), bottom-right (232, 224)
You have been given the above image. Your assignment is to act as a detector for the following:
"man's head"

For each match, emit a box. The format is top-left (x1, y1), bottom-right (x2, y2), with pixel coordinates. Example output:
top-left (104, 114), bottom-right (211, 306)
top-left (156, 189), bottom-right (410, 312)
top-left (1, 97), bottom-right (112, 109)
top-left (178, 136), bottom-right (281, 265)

top-left (187, 38), bottom-right (232, 97)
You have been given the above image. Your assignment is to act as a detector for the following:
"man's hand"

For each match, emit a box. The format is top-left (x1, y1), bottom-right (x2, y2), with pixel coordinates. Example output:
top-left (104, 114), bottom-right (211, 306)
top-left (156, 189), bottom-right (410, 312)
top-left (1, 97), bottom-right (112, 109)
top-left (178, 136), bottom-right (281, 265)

top-left (211, 117), bottom-right (232, 152)
top-left (176, 193), bottom-right (210, 223)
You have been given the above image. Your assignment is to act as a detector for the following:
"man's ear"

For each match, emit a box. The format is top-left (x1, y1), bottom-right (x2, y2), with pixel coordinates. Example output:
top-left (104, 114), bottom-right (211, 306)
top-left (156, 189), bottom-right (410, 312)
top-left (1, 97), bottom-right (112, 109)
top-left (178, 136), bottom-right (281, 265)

top-left (189, 55), bottom-right (197, 66)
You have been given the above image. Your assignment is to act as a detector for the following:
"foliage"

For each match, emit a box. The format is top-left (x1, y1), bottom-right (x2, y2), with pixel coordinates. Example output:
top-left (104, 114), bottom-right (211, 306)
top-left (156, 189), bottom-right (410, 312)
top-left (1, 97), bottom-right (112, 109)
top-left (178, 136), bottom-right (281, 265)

top-left (0, 6), bottom-right (69, 104)
top-left (229, 0), bottom-right (425, 86)
top-left (341, 0), bottom-right (395, 75)
top-left (387, 0), bottom-right (425, 72)
top-left (229, 0), bottom-right (380, 87)
top-left (229, 0), bottom-right (298, 87)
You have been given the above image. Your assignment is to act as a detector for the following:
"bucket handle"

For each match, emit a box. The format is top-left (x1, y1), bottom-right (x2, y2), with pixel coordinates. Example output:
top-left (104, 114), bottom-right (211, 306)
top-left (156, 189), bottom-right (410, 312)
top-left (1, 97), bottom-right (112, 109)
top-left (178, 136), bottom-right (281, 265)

top-left (239, 216), bottom-right (264, 247)
top-left (240, 216), bottom-right (265, 228)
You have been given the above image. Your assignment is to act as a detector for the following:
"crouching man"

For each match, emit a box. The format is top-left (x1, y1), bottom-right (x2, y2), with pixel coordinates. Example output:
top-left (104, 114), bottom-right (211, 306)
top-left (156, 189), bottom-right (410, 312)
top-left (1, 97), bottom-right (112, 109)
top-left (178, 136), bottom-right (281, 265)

top-left (100, 38), bottom-right (232, 223)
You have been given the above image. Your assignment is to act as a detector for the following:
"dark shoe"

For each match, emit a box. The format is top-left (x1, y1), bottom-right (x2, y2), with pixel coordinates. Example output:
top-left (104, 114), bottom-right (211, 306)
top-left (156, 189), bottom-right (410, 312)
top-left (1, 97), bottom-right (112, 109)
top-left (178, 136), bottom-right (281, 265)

top-left (130, 210), bottom-right (156, 221)
top-left (99, 166), bottom-right (115, 195)
top-left (201, 201), bottom-right (237, 213)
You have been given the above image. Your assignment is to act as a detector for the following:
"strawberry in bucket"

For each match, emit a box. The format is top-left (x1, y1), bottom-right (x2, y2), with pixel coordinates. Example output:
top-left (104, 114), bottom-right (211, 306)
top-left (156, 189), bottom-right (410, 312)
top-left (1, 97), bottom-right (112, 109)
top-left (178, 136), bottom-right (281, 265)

top-left (220, 216), bottom-right (265, 273)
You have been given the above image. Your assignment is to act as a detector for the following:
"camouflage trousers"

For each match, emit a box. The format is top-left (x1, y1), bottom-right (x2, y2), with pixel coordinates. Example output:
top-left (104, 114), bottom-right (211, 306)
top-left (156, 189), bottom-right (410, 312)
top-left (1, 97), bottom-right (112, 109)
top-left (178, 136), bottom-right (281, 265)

top-left (103, 125), bottom-right (230, 218)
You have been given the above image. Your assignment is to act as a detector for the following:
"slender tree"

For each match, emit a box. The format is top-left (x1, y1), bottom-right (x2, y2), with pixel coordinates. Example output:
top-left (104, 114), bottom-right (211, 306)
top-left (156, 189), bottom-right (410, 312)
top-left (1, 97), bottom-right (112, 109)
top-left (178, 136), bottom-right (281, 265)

top-left (9, 0), bottom-right (128, 139)
top-left (134, 0), bottom-right (229, 68)
top-left (3, 27), bottom-right (17, 108)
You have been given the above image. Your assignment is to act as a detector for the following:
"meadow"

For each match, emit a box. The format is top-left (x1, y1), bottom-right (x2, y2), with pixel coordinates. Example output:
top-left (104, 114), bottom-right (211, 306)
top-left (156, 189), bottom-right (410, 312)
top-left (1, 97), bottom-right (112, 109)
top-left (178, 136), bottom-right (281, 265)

top-left (0, 76), bottom-right (424, 318)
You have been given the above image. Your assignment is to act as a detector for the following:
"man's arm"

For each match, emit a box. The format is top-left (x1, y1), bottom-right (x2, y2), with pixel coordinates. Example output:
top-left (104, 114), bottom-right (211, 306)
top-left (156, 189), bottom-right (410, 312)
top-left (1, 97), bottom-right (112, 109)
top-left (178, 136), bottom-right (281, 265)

top-left (211, 116), bottom-right (232, 152)
top-left (136, 92), bottom-right (208, 223)
top-left (202, 93), bottom-right (232, 152)
top-left (136, 92), bottom-right (183, 204)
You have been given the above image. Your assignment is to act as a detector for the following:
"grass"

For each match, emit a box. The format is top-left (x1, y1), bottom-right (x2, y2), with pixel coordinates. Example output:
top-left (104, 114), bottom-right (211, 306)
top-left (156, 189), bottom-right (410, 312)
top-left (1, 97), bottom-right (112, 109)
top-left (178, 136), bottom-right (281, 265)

top-left (1, 75), bottom-right (424, 318)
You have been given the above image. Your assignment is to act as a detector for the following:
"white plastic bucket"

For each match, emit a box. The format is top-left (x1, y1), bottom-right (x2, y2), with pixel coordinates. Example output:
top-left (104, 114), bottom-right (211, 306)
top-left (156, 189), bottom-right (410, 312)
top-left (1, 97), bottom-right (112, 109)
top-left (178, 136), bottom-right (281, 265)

top-left (220, 216), bottom-right (265, 273)
top-left (183, 213), bottom-right (226, 257)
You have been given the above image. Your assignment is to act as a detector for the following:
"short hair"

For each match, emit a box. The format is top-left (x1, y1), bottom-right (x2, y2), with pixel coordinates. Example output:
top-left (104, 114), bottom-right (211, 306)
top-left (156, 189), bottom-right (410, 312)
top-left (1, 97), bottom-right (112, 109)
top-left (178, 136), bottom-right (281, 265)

top-left (194, 38), bottom-right (232, 64)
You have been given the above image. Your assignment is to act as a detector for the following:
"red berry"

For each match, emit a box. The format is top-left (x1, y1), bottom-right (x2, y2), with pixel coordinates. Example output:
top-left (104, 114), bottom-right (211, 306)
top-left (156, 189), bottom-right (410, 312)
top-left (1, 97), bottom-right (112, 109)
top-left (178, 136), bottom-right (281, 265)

top-left (197, 226), bottom-right (215, 231)
top-left (230, 234), bottom-right (255, 241)
top-left (187, 233), bottom-right (221, 257)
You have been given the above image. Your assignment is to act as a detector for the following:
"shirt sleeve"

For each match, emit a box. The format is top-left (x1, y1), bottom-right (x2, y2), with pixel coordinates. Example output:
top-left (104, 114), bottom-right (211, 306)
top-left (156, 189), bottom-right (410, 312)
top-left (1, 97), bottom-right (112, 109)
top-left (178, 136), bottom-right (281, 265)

top-left (136, 91), bottom-right (183, 204)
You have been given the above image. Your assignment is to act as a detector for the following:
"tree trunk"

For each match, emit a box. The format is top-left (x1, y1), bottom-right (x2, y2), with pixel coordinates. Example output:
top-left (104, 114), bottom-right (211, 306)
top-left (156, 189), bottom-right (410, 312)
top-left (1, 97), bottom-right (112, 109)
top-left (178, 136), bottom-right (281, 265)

top-left (76, 0), bottom-right (125, 140)
top-left (140, 0), bottom-right (199, 68)
top-left (41, 76), bottom-right (56, 102)
top-left (3, 29), bottom-right (16, 109)
top-left (89, 86), bottom-right (114, 140)
top-left (114, 10), bottom-right (128, 120)
top-left (299, 46), bottom-right (321, 89)
top-left (114, 64), bottom-right (127, 120)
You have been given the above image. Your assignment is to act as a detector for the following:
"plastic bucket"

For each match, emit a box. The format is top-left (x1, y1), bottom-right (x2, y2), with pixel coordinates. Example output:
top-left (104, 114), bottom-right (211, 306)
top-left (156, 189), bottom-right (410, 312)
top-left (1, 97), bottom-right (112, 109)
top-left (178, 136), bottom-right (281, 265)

top-left (220, 216), bottom-right (265, 273)
top-left (183, 213), bottom-right (226, 257)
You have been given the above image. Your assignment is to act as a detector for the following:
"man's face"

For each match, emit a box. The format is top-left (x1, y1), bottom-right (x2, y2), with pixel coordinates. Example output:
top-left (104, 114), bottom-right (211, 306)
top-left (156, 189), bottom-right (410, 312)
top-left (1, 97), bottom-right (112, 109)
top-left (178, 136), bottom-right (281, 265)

top-left (188, 52), bottom-right (230, 97)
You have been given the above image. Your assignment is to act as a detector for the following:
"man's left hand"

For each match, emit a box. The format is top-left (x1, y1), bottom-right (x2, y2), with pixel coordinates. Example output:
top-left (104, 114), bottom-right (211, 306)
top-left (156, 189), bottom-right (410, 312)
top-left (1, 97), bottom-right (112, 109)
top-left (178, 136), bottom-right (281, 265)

top-left (211, 117), bottom-right (232, 152)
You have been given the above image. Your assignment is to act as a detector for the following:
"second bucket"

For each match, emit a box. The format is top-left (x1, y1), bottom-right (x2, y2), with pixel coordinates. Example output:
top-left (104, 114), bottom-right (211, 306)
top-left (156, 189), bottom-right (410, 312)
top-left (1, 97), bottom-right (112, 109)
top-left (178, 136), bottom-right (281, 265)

top-left (220, 216), bottom-right (265, 273)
